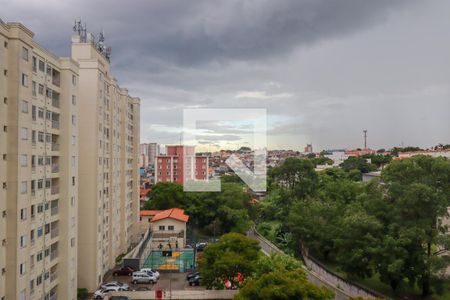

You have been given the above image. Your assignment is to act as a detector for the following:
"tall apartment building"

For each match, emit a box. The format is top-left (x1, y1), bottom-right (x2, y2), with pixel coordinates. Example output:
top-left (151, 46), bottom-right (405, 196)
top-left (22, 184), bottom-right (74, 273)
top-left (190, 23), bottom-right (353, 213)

top-left (140, 142), bottom-right (159, 167)
top-left (155, 145), bottom-right (208, 184)
top-left (148, 143), bottom-right (159, 166)
top-left (71, 32), bottom-right (140, 291)
top-left (0, 21), bottom-right (79, 300)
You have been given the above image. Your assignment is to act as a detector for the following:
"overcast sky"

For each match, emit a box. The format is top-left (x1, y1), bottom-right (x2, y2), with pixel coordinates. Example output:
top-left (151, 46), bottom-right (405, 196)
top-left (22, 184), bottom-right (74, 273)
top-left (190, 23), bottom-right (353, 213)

top-left (3, 0), bottom-right (450, 151)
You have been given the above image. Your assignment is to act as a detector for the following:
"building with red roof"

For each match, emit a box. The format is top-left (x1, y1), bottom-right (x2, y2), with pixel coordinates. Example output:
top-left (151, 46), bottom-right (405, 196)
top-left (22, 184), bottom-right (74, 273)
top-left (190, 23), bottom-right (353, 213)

top-left (139, 208), bottom-right (189, 249)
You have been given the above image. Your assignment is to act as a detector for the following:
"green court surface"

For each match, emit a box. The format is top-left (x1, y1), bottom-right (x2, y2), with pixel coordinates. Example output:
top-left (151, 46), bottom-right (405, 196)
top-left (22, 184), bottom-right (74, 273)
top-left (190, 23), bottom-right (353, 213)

top-left (143, 250), bottom-right (195, 272)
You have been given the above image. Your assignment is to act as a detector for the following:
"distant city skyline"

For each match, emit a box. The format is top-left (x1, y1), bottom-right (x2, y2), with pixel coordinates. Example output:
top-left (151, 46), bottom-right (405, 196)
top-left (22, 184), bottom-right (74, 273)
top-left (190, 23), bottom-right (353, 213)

top-left (4, 0), bottom-right (449, 150)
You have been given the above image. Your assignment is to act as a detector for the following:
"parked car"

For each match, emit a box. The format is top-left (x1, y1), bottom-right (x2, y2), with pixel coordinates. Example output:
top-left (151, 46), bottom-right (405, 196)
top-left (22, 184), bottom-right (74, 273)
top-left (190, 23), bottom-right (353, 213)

top-left (93, 286), bottom-right (119, 299)
top-left (101, 281), bottom-right (129, 291)
top-left (140, 268), bottom-right (160, 279)
top-left (188, 274), bottom-right (202, 286)
top-left (186, 271), bottom-right (200, 281)
top-left (132, 271), bottom-right (158, 284)
top-left (112, 266), bottom-right (135, 276)
top-left (195, 242), bottom-right (207, 251)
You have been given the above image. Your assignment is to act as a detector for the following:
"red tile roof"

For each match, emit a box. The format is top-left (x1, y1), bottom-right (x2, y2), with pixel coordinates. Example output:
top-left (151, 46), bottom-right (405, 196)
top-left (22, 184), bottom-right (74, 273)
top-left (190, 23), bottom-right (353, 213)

top-left (140, 210), bottom-right (162, 217)
top-left (151, 208), bottom-right (189, 223)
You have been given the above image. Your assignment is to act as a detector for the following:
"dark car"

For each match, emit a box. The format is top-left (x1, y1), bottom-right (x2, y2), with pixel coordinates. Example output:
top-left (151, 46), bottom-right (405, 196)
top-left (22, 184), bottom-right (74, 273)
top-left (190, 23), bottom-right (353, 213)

top-left (195, 242), bottom-right (207, 251)
top-left (112, 266), bottom-right (135, 276)
top-left (186, 271), bottom-right (200, 281)
top-left (188, 275), bottom-right (202, 286)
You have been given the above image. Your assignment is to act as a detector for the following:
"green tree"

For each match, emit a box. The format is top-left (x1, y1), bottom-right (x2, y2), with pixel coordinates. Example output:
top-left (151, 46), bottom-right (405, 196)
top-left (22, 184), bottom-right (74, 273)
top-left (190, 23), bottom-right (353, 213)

top-left (235, 269), bottom-right (334, 300)
top-left (144, 182), bottom-right (185, 209)
top-left (199, 233), bottom-right (260, 289)
top-left (340, 156), bottom-right (377, 174)
top-left (271, 158), bottom-right (318, 199)
top-left (382, 156), bottom-right (450, 296)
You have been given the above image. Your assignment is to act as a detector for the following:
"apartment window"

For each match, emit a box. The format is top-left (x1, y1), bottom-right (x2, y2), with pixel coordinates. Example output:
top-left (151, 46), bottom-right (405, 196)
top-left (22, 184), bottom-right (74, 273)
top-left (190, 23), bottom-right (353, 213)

top-left (70, 197), bottom-right (75, 206)
top-left (21, 73), bottom-right (28, 87)
top-left (159, 225), bottom-right (165, 231)
top-left (168, 225), bottom-right (174, 231)
top-left (31, 131), bottom-right (36, 144)
top-left (30, 205), bottom-right (35, 218)
top-left (36, 275), bottom-right (42, 285)
top-left (20, 235), bottom-right (27, 248)
top-left (71, 237), bottom-right (75, 247)
top-left (20, 154), bottom-right (27, 167)
top-left (32, 105), bottom-right (36, 120)
top-left (72, 95), bottom-right (76, 105)
top-left (20, 127), bottom-right (28, 140)
top-left (72, 74), bottom-right (77, 85)
top-left (38, 60), bottom-right (45, 72)
top-left (32, 56), bottom-right (37, 72)
top-left (37, 204), bottom-right (43, 213)
top-left (30, 279), bottom-right (34, 293)
top-left (72, 135), bottom-right (76, 145)
top-left (72, 176), bottom-right (75, 186)
top-left (21, 47), bottom-right (28, 61)
top-left (21, 100), bottom-right (28, 113)
top-left (19, 263), bottom-right (26, 275)
top-left (38, 108), bottom-right (44, 118)
top-left (32, 81), bottom-right (36, 96)
top-left (20, 208), bottom-right (27, 220)
top-left (37, 252), bottom-right (43, 261)
top-left (45, 179), bottom-right (51, 189)
top-left (20, 181), bottom-right (27, 194)
top-left (4, 41), bottom-right (7, 48)
top-left (72, 115), bottom-right (76, 126)
top-left (37, 179), bottom-right (43, 189)
top-left (38, 84), bottom-right (44, 95)
top-left (38, 132), bottom-right (44, 143)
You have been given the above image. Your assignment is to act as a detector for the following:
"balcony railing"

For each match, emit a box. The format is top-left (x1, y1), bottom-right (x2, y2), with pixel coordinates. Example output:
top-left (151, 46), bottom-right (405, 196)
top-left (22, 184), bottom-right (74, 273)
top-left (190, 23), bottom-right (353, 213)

top-left (51, 96), bottom-right (60, 108)
top-left (50, 228), bottom-right (59, 239)
top-left (51, 164), bottom-right (59, 173)
top-left (51, 143), bottom-right (59, 151)
top-left (51, 206), bottom-right (58, 216)
top-left (50, 271), bottom-right (57, 282)
top-left (51, 186), bottom-right (59, 195)
top-left (51, 120), bottom-right (59, 129)
top-left (50, 250), bottom-right (58, 261)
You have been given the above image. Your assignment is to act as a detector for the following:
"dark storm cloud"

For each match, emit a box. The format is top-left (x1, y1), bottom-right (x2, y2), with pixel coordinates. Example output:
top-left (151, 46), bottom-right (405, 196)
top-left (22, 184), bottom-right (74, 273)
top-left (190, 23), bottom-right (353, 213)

top-left (4, 0), bottom-right (412, 68)
top-left (4, 0), bottom-right (447, 150)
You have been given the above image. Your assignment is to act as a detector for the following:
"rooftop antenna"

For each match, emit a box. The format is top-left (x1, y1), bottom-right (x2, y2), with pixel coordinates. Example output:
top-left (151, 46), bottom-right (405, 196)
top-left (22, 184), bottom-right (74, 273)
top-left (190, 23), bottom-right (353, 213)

top-left (73, 18), bottom-right (87, 42)
top-left (363, 130), bottom-right (367, 150)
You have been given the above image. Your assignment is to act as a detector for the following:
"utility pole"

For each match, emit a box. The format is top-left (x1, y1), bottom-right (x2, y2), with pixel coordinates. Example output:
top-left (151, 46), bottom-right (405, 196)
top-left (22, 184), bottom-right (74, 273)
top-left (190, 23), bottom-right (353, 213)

top-left (363, 130), bottom-right (367, 149)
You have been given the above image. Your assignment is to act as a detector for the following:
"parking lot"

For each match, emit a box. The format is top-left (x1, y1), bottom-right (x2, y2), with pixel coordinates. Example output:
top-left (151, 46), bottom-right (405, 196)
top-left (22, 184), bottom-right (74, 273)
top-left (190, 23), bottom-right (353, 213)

top-left (102, 271), bottom-right (204, 292)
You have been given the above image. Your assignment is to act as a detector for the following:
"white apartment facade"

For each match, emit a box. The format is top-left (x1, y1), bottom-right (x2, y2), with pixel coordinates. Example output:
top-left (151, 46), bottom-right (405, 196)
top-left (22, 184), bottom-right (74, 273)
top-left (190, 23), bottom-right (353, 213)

top-left (0, 21), bottom-right (79, 300)
top-left (71, 32), bottom-right (140, 291)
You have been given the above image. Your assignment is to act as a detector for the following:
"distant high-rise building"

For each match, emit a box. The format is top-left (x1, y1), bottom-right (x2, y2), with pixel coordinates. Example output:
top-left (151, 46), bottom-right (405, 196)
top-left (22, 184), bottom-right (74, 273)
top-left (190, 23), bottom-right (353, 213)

top-left (0, 21), bottom-right (78, 300)
top-left (155, 145), bottom-right (208, 184)
top-left (139, 142), bottom-right (159, 168)
top-left (148, 143), bottom-right (159, 166)
top-left (72, 30), bottom-right (140, 291)
top-left (304, 144), bottom-right (313, 153)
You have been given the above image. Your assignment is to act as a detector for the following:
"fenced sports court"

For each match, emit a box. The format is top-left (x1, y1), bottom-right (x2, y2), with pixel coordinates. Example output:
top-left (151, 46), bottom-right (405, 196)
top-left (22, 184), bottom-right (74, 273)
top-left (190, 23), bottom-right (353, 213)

top-left (142, 249), bottom-right (195, 272)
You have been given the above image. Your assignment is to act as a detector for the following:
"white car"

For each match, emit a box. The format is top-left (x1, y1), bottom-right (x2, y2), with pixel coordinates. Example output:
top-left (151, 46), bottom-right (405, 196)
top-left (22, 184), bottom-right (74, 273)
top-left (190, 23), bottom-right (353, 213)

top-left (132, 271), bottom-right (157, 284)
top-left (101, 281), bottom-right (129, 291)
top-left (93, 286), bottom-right (119, 299)
top-left (140, 268), bottom-right (160, 279)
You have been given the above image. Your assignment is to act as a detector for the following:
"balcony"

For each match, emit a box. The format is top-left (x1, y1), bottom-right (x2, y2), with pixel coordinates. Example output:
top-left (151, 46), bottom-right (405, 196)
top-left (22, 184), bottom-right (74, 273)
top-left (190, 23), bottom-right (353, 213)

top-left (51, 120), bottom-right (59, 129)
top-left (51, 143), bottom-right (59, 152)
top-left (51, 164), bottom-right (59, 173)
top-left (51, 206), bottom-right (58, 216)
top-left (51, 185), bottom-right (59, 195)
top-left (50, 270), bottom-right (57, 282)
top-left (50, 249), bottom-right (58, 261)
top-left (51, 93), bottom-right (60, 108)
top-left (50, 227), bottom-right (59, 239)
